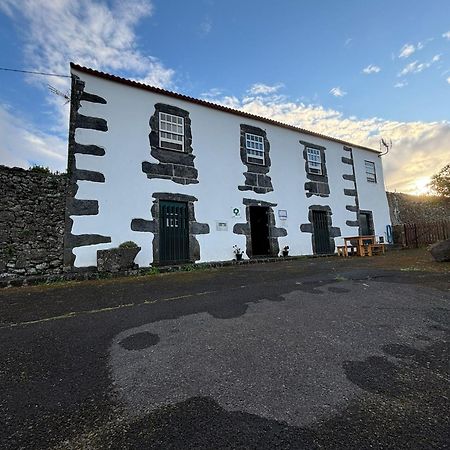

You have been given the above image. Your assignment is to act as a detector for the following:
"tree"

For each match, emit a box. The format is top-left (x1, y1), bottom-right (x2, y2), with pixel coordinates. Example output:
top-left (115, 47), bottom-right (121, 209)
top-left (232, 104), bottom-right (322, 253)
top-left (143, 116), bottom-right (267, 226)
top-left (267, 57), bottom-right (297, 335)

top-left (429, 164), bottom-right (450, 197)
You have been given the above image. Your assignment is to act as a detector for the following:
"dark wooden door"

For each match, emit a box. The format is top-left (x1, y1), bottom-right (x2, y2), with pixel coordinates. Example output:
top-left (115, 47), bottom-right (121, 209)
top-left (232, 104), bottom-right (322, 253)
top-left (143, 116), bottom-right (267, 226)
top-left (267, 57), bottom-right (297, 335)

top-left (250, 206), bottom-right (270, 256)
top-left (359, 212), bottom-right (374, 236)
top-left (159, 201), bottom-right (189, 264)
top-left (312, 210), bottom-right (332, 254)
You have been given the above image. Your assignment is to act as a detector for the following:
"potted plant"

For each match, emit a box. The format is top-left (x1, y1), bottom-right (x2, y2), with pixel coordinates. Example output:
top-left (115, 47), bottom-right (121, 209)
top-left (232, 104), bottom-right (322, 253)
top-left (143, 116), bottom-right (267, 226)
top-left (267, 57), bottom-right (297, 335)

top-left (233, 245), bottom-right (244, 261)
top-left (282, 245), bottom-right (289, 257)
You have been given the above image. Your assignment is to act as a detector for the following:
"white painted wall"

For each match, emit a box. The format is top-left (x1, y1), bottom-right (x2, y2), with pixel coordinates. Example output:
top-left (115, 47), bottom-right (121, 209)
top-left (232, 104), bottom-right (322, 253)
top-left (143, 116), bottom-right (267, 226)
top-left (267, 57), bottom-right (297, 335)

top-left (70, 69), bottom-right (391, 267)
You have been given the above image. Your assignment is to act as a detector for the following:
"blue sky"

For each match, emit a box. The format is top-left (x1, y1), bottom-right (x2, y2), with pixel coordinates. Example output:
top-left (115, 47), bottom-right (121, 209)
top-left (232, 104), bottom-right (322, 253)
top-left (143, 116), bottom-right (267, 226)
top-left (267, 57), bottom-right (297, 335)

top-left (0, 0), bottom-right (449, 194)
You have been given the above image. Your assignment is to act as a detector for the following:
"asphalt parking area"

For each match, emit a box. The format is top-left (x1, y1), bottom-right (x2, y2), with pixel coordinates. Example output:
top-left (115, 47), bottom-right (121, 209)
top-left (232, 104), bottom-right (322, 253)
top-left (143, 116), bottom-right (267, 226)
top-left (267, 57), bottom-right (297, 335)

top-left (0, 253), bottom-right (449, 449)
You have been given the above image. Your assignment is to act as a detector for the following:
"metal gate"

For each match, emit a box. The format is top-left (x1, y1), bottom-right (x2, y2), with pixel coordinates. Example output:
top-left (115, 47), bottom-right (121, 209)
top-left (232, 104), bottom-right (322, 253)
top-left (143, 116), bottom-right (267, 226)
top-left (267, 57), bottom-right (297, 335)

top-left (159, 201), bottom-right (189, 264)
top-left (312, 210), bottom-right (332, 254)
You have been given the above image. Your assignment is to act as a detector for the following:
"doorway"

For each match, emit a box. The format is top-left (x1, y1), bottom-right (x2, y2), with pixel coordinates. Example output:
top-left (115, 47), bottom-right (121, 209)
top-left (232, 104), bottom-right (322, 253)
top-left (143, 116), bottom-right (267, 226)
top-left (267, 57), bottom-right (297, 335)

top-left (359, 211), bottom-right (374, 236)
top-left (249, 206), bottom-right (270, 256)
top-left (159, 201), bottom-right (189, 264)
top-left (312, 210), bottom-right (332, 254)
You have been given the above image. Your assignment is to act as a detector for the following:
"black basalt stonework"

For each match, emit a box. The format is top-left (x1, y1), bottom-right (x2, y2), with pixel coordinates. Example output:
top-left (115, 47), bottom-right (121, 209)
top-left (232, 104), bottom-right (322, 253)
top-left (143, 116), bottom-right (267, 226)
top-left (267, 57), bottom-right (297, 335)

top-left (64, 75), bottom-right (110, 269)
top-left (299, 140), bottom-right (330, 198)
top-left (0, 166), bottom-right (67, 278)
top-left (233, 198), bottom-right (287, 258)
top-left (300, 205), bottom-right (341, 254)
top-left (341, 146), bottom-right (360, 231)
top-left (144, 104), bottom-right (198, 185)
top-left (131, 193), bottom-right (209, 264)
top-left (238, 124), bottom-right (273, 194)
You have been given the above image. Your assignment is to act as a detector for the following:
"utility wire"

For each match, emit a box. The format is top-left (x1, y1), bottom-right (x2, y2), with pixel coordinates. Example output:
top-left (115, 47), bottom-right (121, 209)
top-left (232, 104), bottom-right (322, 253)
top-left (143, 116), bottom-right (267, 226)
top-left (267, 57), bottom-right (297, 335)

top-left (0, 67), bottom-right (71, 78)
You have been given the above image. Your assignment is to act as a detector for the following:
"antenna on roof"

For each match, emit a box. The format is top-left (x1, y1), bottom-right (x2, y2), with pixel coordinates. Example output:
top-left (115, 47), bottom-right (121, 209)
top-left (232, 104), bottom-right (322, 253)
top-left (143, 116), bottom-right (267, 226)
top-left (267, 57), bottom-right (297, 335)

top-left (379, 137), bottom-right (392, 157)
top-left (47, 84), bottom-right (70, 104)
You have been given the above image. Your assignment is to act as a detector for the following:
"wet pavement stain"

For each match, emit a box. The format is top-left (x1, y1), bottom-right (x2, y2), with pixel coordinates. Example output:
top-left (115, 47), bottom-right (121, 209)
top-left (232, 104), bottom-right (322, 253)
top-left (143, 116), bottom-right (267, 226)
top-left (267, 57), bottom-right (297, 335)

top-left (119, 332), bottom-right (160, 350)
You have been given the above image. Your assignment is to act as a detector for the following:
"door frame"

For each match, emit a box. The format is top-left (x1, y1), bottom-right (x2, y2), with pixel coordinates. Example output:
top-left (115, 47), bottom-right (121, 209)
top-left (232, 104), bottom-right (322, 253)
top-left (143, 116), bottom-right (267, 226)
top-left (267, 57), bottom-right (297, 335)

top-left (249, 205), bottom-right (271, 257)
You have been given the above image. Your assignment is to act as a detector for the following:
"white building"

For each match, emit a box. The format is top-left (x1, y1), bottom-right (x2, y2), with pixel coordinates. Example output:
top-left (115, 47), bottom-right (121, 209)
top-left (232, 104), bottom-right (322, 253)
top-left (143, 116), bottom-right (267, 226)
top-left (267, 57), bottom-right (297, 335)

top-left (65, 63), bottom-right (391, 269)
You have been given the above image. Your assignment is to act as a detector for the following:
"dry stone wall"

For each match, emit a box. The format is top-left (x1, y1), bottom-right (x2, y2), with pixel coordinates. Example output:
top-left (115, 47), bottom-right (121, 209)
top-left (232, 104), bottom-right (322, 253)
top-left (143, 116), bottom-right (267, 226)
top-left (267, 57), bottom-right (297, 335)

top-left (387, 192), bottom-right (450, 225)
top-left (0, 165), bottom-right (67, 280)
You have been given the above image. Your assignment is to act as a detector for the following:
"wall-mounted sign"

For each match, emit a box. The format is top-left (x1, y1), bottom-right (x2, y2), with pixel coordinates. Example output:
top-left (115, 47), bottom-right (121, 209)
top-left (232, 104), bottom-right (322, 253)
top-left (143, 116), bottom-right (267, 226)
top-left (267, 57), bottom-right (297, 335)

top-left (231, 207), bottom-right (242, 218)
top-left (278, 209), bottom-right (288, 220)
top-left (216, 221), bottom-right (228, 231)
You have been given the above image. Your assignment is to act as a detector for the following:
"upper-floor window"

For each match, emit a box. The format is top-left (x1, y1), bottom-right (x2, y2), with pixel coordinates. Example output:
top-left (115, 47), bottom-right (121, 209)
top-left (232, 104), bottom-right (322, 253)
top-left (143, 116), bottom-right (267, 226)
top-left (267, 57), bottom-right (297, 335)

top-left (306, 147), bottom-right (322, 175)
top-left (159, 112), bottom-right (184, 151)
top-left (365, 160), bottom-right (377, 183)
top-left (245, 132), bottom-right (265, 164)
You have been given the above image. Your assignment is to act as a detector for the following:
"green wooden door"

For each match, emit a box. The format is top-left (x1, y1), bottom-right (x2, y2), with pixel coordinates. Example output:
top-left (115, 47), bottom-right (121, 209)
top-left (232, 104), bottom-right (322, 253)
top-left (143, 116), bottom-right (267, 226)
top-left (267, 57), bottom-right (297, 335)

top-left (312, 210), bottom-right (332, 254)
top-left (159, 201), bottom-right (189, 264)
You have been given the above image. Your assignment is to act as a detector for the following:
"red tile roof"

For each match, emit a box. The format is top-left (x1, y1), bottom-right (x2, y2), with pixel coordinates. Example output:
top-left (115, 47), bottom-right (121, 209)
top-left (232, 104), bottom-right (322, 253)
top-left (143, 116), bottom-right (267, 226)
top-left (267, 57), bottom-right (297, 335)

top-left (70, 63), bottom-right (379, 154)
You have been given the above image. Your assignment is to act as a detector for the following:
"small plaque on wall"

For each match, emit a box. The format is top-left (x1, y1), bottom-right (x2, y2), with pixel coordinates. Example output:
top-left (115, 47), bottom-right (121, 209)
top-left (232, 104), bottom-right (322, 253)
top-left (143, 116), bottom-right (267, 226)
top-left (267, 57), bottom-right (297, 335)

top-left (231, 207), bottom-right (242, 218)
top-left (278, 209), bottom-right (288, 220)
top-left (216, 221), bottom-right (228, 231)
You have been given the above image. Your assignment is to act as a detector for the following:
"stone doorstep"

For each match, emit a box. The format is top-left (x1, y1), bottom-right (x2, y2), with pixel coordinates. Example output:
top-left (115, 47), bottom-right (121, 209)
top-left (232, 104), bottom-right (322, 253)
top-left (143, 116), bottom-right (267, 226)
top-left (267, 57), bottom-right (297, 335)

top-left (0, 254), bottom-right (328, 288)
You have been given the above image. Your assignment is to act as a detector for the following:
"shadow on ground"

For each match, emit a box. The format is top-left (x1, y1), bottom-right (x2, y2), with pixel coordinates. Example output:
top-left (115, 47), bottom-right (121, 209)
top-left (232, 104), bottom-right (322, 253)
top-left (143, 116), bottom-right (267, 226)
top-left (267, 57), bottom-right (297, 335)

top-left (74, 307), bottom-right (450, 450)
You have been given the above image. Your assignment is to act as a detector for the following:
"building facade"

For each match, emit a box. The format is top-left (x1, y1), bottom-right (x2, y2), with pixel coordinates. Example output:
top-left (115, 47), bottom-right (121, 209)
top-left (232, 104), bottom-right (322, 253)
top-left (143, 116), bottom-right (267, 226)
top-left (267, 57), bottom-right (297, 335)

top-left (65, 63), bottom-right (391, 269)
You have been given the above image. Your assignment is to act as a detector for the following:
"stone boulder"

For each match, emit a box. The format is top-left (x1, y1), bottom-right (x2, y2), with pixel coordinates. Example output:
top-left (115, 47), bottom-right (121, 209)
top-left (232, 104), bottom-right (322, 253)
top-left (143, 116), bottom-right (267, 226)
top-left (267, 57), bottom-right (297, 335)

top-left (97, 247), bottom-right (141, 273)
top-left (429, 239), bottom-right (450, 262)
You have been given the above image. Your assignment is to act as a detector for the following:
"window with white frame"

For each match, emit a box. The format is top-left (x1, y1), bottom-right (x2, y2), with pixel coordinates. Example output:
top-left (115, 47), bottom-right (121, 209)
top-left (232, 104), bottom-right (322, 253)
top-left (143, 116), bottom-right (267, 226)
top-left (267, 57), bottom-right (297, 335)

top-left (159, 112), bottom-right (184, 151)
top-left (245, 133), bottom-right (265, 164)
top-left (306, 147), bottom-right (322, 175)
top-left (365, 160), bottom-right (377, 183)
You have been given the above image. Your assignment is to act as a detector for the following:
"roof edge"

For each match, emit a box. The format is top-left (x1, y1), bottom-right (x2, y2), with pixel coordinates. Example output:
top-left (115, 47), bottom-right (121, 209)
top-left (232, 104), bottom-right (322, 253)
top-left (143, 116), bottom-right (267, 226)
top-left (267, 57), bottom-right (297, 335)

top-left (70, 62), bottom-right (380, 154)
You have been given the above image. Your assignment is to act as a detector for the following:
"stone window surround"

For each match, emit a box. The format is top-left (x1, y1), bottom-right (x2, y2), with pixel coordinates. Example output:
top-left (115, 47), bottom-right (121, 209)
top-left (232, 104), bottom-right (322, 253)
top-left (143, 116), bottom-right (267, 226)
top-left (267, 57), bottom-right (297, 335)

top-left (232, 198), bottom-right (287, 258)
top-left (364, 160), bottom-right (377, 183)
top-left (143, 103), bottom-right (199, 185)
top-left (300, 140), bottom-right (330, 198)
top-left (131, 192), bottom-right (209, 265)
top-left (300, 205), bottom-right (341, 255)
top-left (238, 124), bottom-right (274, 194)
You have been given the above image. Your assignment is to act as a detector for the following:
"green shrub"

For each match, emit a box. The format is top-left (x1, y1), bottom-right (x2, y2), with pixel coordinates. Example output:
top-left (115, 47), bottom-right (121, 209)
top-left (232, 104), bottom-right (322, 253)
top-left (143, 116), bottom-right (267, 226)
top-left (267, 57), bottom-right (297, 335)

top-left (118, 241), bottom-right (139, 249)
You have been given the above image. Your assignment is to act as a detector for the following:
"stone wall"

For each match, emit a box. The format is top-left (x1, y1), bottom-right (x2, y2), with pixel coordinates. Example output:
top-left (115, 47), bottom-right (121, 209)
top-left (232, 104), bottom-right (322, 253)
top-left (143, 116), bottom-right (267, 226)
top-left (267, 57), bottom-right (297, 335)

top-left (0, 165), bottom-right (67, 279)
top-left (387, 192), bottom-right (450, 225)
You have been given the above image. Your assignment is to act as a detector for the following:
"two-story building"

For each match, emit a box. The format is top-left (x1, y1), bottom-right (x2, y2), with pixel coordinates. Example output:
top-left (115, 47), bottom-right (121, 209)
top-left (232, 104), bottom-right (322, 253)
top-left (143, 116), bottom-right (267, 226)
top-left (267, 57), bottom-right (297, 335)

top-left (65, 63), bottom-right (391, 269)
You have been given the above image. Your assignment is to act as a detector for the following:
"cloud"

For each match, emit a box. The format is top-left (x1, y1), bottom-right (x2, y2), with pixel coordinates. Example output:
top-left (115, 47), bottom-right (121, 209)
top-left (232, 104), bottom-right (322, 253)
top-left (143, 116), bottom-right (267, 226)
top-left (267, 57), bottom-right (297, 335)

top-left (447, 77), bottom-right (450, 84)
top-left (399, 44), bottom-right (416, 58)
top-left (205, 93), bottom-right (449, 194)
top-left (199, 16), bottom-right (212, 36)
top-left (362, 64), bottom-right (381, 74)
top-left (0, 0), bottom-right (175, 169)
top-left (248, 83), bottom-right (284, 95)
top-left (0, 103), bottom-right (67, 171)
top-left (344, 38), bottom-right (352, 47)
top-left (443, 31), bottom-right (450, 40)
top-left (398, 55), bottom-right (441, 76)
top-left (329, 87), bottom-right (347, 97)
top-left (394, 80), bottom-right (408, 88)
top-left (0, 0), bottom-right (173, 90)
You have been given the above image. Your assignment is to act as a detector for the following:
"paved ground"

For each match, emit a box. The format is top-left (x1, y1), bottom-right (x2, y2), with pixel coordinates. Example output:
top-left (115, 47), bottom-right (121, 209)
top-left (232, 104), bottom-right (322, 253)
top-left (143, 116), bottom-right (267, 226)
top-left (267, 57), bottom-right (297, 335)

top-left (0, 250), bottom-right (449, 449)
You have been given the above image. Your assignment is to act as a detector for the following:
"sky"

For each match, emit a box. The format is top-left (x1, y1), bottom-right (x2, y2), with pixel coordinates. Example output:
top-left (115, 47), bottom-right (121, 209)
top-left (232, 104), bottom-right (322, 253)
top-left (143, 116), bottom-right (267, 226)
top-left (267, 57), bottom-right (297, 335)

top-left (0, 0), bottom-right (449, 195)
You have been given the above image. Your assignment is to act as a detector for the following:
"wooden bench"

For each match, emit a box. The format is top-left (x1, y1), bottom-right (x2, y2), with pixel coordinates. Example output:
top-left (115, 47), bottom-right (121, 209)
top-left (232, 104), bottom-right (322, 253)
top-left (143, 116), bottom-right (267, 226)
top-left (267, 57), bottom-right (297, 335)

top-left (368, 243), bottom-right (385, 255)
top-left (337, 245), bottom-right (358, 257)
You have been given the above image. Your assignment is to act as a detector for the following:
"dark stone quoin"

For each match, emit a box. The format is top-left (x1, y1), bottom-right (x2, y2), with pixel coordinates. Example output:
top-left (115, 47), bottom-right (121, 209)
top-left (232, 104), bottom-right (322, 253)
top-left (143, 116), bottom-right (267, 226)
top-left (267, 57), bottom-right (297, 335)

top-left (342, 146), bottom-right (361, 230)
top-left (143, 104), bottom-right (198, 185)
top-left (64, 75), bottom-right (111, 270)
top-left (238, 124), bottom-right (273, 194)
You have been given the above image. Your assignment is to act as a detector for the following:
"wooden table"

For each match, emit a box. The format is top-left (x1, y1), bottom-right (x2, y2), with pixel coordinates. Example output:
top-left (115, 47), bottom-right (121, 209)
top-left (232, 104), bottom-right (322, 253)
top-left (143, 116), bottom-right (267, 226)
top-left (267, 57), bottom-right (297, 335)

top-left (341, 235), bottom-right (376, 257)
